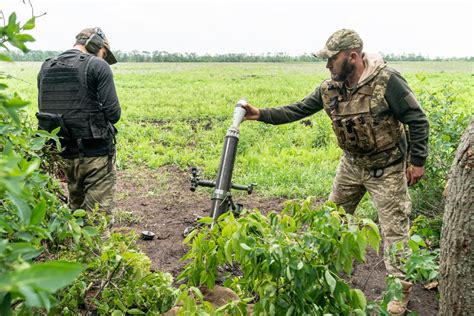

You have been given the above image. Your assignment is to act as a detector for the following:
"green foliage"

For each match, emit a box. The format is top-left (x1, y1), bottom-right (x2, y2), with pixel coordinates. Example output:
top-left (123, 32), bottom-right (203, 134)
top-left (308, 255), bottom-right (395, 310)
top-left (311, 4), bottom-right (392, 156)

top-left (411, 80), bottom-right (471, 214)
top-left (179, 199), bottom-right (380, 314)
top-left (410, 215), bottom-right (442, 248)
top-left (381, 276), bottom-right (403, 314)
top-left (0, 261), bottom-right (84, 310)
top-left (7, 49), bottom-right (474, 62)
top-left (404, 235), bottom-right (439, 282)
top-left (5, 61), bottom-right (473, 200)
top-left (52, 232), bottom-right (177, 315)
top-left (165, 286), bottom-right (250, 315)
top-left (1, 12), bottom-right (36, 60)
top-left (0, 8), bottom-right (88, 313)
top-left (1, 9), bottom-right (178, 315)
top-left (389, 234), bottom-right (439, 285)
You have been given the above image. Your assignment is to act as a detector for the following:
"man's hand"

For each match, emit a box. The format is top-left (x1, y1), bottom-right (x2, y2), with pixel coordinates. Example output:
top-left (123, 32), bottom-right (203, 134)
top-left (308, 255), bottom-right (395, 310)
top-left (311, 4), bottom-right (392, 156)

top-left (242, 103), bottom-right (260, 121)
top-left (406, 164), bottom-right (425, 186)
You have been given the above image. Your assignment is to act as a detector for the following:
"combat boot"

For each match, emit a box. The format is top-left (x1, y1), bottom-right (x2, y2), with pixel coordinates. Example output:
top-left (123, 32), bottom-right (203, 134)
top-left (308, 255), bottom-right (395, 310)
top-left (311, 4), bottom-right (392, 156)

top-left (387, 280), bottom-right (412, 315)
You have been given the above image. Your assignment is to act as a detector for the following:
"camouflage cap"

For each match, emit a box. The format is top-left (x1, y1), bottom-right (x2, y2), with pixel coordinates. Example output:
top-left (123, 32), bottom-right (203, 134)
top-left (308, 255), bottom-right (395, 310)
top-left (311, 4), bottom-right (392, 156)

top-left (313, 29), bottom-right (363, 59)
top-left (75, 27), bottom-right (117, 65)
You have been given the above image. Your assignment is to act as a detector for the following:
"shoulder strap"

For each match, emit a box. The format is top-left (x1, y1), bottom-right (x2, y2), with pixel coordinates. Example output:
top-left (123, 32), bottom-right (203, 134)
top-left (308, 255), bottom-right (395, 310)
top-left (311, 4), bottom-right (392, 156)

top-left (83, 54), bottom-right (94, 92)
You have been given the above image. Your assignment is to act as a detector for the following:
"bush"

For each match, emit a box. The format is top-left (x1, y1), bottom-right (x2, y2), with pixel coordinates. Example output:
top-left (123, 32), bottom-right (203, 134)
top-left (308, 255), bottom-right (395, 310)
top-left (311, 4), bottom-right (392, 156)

top-left (179, 199), bottom-right (381, 314)
top-left (1, 9), bottom-right (178, 314)
top-left (412, 83), bottom-right (470, 216)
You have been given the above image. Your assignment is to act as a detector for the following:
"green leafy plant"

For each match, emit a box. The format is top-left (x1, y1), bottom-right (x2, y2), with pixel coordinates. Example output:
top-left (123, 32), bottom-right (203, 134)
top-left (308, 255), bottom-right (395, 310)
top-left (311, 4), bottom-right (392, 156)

top-left (0, 7), bottom-right (88, 314)
top-left (52, 232), bottom-right (177, 315)
top-left (0, 12), bottom-right (36, 62)
top-left (404, 235), bottom-right (439, 282)
top-left (179, 198), bottom-right (380, 314)
top-left (373, 276), bottom-right (403, 316)
top-left (1, 7), bottom-right (182, 315)
top-left (412, 83), bottom-right (470, 215)
top-left (389, 234), bottom-right (439, 286)
top-left (410, 215), bottom-right (442, 248)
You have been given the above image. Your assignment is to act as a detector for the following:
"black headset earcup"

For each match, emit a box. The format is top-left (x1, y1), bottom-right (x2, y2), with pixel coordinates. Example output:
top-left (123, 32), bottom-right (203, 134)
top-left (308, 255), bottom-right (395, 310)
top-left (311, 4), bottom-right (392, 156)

top-left (85, 34), bottom-right (103, 54)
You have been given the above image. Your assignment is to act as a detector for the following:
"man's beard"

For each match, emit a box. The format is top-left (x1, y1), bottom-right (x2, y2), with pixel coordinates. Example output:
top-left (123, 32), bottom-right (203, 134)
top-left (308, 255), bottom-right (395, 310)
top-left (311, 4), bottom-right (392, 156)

top-left (331, 57), bottom-right (355, 82)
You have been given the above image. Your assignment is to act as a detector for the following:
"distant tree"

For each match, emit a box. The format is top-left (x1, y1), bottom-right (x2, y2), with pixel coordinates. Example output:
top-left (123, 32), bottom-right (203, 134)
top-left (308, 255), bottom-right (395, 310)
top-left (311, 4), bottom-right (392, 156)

top-left (6, 49), bottom-right (473, 63)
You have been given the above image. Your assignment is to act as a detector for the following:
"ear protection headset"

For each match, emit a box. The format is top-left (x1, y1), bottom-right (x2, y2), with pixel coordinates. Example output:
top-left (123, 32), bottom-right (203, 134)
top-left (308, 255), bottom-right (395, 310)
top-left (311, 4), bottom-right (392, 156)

top-left (85, 28), bottom-right (105, 55)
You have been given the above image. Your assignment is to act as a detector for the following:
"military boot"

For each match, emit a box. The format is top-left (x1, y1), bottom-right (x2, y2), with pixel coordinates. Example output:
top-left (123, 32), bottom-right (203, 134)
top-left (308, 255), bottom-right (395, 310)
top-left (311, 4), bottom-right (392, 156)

top-left (388, 280), bottom-right (412, 315)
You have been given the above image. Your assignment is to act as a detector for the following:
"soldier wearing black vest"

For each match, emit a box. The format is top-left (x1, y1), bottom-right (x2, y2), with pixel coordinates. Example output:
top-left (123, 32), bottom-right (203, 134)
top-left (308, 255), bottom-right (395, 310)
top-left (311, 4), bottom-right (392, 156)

top-left (243, 29), bottom-right (429, 315)
top-left (37, 27), bottom-right (121, 215)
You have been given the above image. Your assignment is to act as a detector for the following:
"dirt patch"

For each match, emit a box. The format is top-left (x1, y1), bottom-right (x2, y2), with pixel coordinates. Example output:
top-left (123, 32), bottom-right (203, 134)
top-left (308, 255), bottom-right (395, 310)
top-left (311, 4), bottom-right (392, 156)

top-left (115, 166), bottom-right (438, 314)
top-left (115, 165), bottom-right (284, 277)
top-left (131, 117), bottom-right (226, 131)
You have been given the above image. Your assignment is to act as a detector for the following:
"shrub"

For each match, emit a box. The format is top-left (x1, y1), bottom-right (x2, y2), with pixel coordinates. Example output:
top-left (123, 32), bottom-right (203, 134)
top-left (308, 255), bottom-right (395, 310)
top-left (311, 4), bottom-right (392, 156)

top-left (179, 199), bottom-right (380, 314)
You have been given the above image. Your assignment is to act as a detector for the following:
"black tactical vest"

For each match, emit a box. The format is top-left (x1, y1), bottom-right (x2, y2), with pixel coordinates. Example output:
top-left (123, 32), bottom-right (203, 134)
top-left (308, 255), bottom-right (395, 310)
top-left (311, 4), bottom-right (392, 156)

top-left (37, 53), bottom-right (110, 141)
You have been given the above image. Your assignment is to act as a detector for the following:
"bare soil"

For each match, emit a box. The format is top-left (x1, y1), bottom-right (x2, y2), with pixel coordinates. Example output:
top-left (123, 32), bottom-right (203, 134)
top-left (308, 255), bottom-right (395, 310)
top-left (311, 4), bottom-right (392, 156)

top-left (115, 166), bottom-right (438, 315)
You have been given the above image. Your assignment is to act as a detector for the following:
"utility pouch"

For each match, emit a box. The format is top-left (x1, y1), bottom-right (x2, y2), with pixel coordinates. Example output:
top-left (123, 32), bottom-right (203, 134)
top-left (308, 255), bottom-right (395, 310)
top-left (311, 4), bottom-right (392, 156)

top-left (90, 112), bottom-right (109, 139)
top-left (352, 114), bottom-right (376, 153)
top-left (332, 117), bottom-right (347, 148)
top-left (341, 117), bottom-right (358, 149)
top-left (372, 117), bottom-right (402, 152)
top-left (36, 112), bottom-right (70, 138)
top-left (60, 112), bottom-right (108, 140)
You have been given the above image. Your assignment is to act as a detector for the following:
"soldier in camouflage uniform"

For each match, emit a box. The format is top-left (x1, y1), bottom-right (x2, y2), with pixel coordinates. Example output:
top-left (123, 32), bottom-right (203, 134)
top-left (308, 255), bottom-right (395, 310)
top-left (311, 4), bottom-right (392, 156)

top-left (37, 28), bottom-right (121, 215)
top-left (243, 29), bottom-right (429, 315)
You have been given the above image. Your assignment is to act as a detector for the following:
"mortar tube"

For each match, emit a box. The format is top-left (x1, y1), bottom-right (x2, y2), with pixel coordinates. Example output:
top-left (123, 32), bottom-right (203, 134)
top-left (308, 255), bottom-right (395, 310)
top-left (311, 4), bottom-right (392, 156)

top-left (210, 100), bottom-right (247, 223)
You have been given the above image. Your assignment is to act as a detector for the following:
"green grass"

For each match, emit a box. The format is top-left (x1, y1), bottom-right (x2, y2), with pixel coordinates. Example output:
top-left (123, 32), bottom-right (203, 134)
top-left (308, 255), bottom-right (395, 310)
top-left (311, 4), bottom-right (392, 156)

top-left (2, 61), bottom-right (473, 200)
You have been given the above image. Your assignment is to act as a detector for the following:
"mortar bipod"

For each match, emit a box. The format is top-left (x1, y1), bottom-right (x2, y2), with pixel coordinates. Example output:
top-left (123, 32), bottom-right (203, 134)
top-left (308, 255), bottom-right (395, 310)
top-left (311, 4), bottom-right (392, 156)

top-left (190, 167), bottom-right (255, 216)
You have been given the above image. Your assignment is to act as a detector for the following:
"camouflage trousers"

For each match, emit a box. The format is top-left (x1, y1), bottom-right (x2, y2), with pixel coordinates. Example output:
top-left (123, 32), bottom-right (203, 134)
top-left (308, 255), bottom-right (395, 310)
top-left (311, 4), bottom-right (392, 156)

top-left (329, 155), bottom-right (411, 277)
top-left (62, 155), bottom-right (116, 215)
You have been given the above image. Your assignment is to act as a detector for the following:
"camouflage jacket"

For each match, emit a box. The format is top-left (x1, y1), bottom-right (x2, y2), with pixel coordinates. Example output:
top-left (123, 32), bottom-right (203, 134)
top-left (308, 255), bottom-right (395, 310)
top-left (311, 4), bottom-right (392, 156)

top-left (258, 54), bottom-right (429, 168)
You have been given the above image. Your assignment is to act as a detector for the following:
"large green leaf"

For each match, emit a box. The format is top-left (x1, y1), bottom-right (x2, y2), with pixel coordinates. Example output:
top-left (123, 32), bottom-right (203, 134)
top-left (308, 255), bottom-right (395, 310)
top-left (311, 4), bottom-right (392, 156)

top-left (15, 34), bottom-right (35, 42)
top-left (0, 293), bottom-right (12, 316)
top-left (7, 242), bottom-right (42, 261)
top-left (22, 17), bottom-right (35, 30)
top-left (0, 54), bottom-right (13, 62)
top-left (7, 192), bottom-right (31, 225)
top-left (325, 270), bottom-right (336, 294)
top-left (4, 13), bottom-right (18, 34)
top-left (30, 197), bottom-right (46, 225)
top-left (0, 261), bottom-right (85, 293)
top-left (350, 288), bottom-right (366, 310)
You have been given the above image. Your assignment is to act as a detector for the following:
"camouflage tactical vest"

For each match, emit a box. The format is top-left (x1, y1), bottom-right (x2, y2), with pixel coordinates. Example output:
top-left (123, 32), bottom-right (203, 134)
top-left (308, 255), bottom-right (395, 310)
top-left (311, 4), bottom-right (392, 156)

top-left (321, 65), bottom-right (405, 169)
top-left (37, 53), bottom-right (110, 141)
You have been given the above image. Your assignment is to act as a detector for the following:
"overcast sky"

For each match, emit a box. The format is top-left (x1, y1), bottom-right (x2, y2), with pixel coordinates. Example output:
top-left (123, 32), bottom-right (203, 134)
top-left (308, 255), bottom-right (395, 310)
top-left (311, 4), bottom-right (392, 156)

top-left (3, 0), bottom-right (473, 57)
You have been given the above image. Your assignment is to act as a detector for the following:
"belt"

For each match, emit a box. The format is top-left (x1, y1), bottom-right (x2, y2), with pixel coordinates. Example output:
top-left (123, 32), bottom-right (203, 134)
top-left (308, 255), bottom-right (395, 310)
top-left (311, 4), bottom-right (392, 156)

top-left (368, 157), bottom-right (405, 178)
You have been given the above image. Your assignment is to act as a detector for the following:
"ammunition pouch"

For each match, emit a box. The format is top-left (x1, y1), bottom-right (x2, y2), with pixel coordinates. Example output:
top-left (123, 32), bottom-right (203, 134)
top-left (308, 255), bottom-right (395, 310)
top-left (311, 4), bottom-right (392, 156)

top-left (332, 113), bottom-right (377, 154)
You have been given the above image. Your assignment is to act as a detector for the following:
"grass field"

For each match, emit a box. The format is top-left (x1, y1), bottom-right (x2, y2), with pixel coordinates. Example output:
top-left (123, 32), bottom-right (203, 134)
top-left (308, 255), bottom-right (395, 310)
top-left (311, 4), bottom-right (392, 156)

top-left (3, 61), bottom-right (473, 201)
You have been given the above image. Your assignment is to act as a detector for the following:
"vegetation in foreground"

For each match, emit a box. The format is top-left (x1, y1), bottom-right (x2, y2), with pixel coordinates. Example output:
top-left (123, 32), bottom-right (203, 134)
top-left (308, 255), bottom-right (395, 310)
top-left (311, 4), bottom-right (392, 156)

top-left (1, 6), bottom-right (472, 314)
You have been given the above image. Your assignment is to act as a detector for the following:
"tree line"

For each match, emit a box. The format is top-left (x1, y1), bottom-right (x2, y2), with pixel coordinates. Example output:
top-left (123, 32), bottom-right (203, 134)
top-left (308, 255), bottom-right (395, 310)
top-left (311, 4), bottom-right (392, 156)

top-left (6, 50), bottom-right (474, 62)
